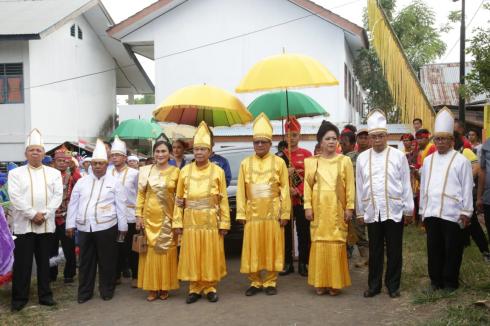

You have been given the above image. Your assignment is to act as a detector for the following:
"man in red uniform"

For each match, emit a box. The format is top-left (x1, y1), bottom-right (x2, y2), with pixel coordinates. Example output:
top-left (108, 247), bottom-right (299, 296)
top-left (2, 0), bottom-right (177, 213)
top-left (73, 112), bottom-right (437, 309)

top-left (50, 146), bottom-right (80, 283)
top-left (280, 117), bottom-right (312, 277)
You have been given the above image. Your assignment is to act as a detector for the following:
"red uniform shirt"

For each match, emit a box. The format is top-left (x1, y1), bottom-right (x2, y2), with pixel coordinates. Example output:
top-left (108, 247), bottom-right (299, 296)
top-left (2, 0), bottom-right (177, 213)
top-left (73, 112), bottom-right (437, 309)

top-left (284, 147), bottom-right (312, 206)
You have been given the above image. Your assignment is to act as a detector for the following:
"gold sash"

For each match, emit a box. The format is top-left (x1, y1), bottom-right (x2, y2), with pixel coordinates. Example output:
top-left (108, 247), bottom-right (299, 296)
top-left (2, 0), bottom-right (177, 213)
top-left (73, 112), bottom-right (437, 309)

top-left (185, 196), bottom-right (219, 210)
top-left (246, 183), bottom-right (280, 199)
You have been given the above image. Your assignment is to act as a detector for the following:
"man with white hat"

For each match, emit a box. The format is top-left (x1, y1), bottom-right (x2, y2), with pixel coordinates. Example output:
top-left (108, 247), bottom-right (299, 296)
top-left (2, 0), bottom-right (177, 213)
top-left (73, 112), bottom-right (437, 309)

top-left (419, 107), bottom-right (473, 291)
top-left (356, 110), bottom-right (414, 298)
top-left (127, 155), bottom-right (139, 170)
top-left (81, 157), bottom-right (92, 177)
top-left (110, 136), bottom-right (139, 287)
top-left (8, 129), bottom-right (63, 311)
top-left (66, 139), bottom-right (128, 303)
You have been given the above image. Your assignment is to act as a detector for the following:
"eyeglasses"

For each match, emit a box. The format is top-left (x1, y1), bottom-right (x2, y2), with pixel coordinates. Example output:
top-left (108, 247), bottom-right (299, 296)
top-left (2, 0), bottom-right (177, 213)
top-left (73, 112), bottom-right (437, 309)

top-left (253, 140), bottom-right (270, 145)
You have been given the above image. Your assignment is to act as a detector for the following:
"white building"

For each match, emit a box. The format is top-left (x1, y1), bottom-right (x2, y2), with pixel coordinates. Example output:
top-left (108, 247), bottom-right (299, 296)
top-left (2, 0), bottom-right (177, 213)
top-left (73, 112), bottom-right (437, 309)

top-left (110, 0), bottom-right (367, 126)
top-left (0, 0), bottom-right (153, 161)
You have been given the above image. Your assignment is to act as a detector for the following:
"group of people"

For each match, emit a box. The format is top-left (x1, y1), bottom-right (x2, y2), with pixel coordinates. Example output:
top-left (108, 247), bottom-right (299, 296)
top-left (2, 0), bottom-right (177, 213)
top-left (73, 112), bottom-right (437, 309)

top-left (2, 106), bottom-right (489, 312)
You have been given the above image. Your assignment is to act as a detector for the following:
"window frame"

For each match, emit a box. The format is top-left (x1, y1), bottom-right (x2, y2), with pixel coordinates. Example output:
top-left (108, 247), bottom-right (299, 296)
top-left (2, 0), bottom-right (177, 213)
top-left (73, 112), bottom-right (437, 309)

top-left (0, 63), bottom-right (24, 104)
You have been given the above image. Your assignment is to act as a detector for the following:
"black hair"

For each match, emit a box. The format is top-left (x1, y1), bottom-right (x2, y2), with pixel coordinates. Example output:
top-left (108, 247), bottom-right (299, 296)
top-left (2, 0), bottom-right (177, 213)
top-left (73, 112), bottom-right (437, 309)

top-left (453, 131), bottom-right (463, 151)
top-left (316, 121), bottom-right (339, 143)
top-left (173, 139), bottom-right (187, 149)
top-left (343, 124), bottom-right (357, 133)
top-left (153, 140), bottom-right (172, 154)
top-left (413, 118), bottom-right (422, 124)
top-left (415, 128), bottom-right (430, 137)
top-left (278, 140), bottom-right (288, 150)
top-left (103, 141), bottom-right (111, 148)
top-left (340, 131), bottom-right (356, 145)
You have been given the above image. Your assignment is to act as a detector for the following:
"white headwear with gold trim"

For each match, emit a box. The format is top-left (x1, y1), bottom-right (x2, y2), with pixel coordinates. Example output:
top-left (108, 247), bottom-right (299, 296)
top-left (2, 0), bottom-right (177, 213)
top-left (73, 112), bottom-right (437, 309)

top-left (253, 113), bottom-right (273, 141)
top-left (433, 107), bottom-right (454, 137)
top-left (92, 139), bottom-right (108, 162)
top-left (25, 128), bottom-right (44, 149)
top-left (367, 109), bottom-right (387, 134)
top-left (193, 121), bottom-right (212, 149)
top-left (111, 136), bottom-right (127, 155)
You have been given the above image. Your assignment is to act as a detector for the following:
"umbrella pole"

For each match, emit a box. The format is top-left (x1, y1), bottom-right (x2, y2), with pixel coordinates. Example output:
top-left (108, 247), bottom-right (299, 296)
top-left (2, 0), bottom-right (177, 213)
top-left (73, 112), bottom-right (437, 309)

top-left (285, 89), bottom-right (297, 263)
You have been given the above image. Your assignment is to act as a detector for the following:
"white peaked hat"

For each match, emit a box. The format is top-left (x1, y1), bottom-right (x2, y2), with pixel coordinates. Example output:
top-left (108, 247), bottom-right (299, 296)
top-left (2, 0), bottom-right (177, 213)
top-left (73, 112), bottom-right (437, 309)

top-left (434, 107), bottom-right (454, 137)
top-left (92, 139), bottom-right (108, 162)
top-left (25, 129), bottom-right (44, 149)
top-left (127, 155), bottom-right (139, 162)
top-left (111, 135), bottom-right (127, 155)
top-left (367, 109), bottom-right (387, 134)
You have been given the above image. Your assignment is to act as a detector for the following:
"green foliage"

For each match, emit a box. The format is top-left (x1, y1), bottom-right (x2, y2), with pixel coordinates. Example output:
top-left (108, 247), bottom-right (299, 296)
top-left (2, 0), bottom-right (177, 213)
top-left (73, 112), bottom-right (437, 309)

top-left (127, 94), bottom-right (155, 104)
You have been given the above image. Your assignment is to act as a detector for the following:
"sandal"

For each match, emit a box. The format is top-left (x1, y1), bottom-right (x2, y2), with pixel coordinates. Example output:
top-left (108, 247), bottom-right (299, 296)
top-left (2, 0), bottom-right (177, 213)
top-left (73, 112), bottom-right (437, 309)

top-left (315, 288), bottom-right (327, 295)
top-left (328, 289), bottom-right (341, 296)
top-left (159, 291), bottom-right (169, 300)
top-left (146, 291), bottom-right (158, 302)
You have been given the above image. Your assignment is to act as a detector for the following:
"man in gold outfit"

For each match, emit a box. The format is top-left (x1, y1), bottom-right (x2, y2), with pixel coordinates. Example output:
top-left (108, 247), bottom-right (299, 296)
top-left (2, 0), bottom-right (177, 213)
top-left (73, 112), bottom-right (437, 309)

top-left (236, 113), bottom-right (291, 296)
top-left (172, 121), bottom-right (230, 304)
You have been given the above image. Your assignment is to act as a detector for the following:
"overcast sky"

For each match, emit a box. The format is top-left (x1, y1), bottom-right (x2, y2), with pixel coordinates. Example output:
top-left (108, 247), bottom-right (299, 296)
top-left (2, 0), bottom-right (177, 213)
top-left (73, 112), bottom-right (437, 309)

top-left (102, 0), bottom-right (489, 83)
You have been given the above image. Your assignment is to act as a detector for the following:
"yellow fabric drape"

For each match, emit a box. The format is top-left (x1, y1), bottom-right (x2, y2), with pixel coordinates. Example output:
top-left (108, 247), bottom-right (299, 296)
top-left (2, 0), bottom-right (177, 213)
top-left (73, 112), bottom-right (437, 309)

top-left (368, 0), bottom-right (435, 128)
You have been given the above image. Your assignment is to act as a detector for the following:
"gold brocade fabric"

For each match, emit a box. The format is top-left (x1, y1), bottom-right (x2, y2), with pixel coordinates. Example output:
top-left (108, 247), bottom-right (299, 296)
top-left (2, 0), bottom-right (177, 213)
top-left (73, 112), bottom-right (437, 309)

top-left (303, 155), bottom-right (355, 242)
top-left (173, 162), bottom-right (230, 282)
top-left (236, 153), bottom-right (291, 273)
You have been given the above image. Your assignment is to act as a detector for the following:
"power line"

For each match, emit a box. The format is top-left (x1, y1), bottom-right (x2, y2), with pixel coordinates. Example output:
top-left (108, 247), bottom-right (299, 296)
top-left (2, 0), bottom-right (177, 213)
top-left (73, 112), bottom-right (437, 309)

top-left (16, 0), bottom-right (363, 91)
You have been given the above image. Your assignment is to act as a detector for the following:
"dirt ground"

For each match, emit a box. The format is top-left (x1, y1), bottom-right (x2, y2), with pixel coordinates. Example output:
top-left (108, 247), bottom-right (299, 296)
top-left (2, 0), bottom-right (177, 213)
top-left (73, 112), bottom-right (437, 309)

top-left (50, 254), bottom-right (426, 326)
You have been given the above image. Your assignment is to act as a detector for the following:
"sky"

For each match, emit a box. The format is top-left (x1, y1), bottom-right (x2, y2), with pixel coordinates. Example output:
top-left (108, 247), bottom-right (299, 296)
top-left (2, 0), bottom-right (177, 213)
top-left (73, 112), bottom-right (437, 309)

top-left (102, 0), bottom-right (489, 85)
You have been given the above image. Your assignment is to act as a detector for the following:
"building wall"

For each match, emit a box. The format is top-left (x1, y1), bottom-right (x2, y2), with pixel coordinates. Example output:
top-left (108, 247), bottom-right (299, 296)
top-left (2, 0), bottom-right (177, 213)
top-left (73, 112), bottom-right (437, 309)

top-left (27, 15), bottom-right (116, 154)
top-left (121, 0), bottom-right (359, 124)
top-left (0, 41), bottom-right (31, 161)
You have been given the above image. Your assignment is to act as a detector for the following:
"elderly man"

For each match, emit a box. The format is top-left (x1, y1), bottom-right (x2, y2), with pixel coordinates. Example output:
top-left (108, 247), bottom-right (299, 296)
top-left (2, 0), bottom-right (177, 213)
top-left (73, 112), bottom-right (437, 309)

top-left (8, 129), bottom-right (63, 311)
top-left (236, 113), bottom-right (291, 296)
top-left (356, 110), bottom-right (414, 298)
top-left (420, 108), bottom-right (474, 290)
top-left (66, 139), bottom-right (127, 303)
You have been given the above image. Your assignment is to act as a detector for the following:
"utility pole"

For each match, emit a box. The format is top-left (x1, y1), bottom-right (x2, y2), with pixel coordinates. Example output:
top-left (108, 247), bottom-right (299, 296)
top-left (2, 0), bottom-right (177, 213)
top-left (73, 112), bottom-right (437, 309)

top-left (454, 0), bottom-right (466, 125)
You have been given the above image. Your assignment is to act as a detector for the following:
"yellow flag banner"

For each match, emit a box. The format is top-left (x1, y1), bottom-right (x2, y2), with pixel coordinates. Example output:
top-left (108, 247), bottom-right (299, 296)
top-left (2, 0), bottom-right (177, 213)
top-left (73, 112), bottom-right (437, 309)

top-left (367, 0), bottom-right (435, 128)
top-left (484, 104), bottom-right (490, 140)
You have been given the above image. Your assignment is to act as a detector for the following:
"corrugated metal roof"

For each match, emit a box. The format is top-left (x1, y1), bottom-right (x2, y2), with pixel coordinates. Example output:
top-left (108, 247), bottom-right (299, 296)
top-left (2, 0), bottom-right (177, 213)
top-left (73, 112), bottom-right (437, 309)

top-left (420, 62), bottom-right (487, 107)
top-left (0, 0), bottom-right (95, 37)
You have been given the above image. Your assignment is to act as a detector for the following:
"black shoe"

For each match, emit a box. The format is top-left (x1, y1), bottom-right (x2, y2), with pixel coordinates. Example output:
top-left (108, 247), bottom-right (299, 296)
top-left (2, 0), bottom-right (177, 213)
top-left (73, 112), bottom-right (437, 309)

top-left (186, 293), bottom-right (202, 304)
top-left (245, 286), bottom-right (262, 296)
top-left (11, 304), bottom-right (26, 312)
top-left (388, 290), bottom-right (400, 298)
top-left (298, 263), bottom-right (308, 277)
top-left (64, 277), bottom-right (74, 284)
top-left (39, 298), bottom-right (57, 306)
top-left (363, 289), bottom-right (380, 298)
top-left (122, 269), bottom-right (131, 278)
top-left (279, 263), bottom-right (294, 276)
top-left (264, 286), bottom-right (278, 295)
top-left (101, 294), bottom-right (113, 301)
top-left (206, 292), bottom-right (219, 302)
top-left (77, 296), bottom-right (92, 304)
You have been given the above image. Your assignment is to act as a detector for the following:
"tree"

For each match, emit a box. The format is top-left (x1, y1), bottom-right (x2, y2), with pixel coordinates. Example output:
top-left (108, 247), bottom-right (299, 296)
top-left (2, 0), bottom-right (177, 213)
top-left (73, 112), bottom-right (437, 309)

top-left (126, 94), bottom-right (155, 104)
top-left (354, 0), bottom-right (446, 122)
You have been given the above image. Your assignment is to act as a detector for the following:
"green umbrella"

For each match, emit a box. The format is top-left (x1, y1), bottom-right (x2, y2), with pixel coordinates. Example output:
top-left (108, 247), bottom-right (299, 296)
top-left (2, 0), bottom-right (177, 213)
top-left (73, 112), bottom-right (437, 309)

top-left (247, 91), bottom-right (327, 120)
top-left (111, 119), bottom-right (163, 140)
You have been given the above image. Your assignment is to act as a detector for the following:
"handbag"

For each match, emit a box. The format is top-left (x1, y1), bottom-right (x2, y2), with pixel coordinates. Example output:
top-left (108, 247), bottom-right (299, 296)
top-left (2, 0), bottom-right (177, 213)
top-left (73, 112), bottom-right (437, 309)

top-left (132, 230), bottom-right (147, 253)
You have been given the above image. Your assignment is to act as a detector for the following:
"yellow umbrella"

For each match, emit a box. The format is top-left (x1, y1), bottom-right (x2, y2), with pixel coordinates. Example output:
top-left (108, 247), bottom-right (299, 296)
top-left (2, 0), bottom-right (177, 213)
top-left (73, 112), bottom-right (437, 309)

top-left (153, 84), bottom-right (252, 127)
top-left (236, 53), bottom-right (339, 93)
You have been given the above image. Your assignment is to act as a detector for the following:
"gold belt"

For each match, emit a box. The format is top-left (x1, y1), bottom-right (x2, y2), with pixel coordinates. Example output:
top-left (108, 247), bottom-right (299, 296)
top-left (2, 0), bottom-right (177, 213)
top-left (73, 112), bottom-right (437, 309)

top-left (246, 183), bottom-right (280, 199)
top-left (185, 196), bottom-right (218, 210)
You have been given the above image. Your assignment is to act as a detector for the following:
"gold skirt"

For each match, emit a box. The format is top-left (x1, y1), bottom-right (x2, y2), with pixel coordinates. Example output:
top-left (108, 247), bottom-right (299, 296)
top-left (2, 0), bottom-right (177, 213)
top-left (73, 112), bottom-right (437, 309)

top-left (137, 246), bottom-right (179, 291)
top-left (177, 228), bottom-right (227, 282)
top-left (308, 241), bottom-right (351, 289)
top-left (240, 220), bottom-right (284, 273)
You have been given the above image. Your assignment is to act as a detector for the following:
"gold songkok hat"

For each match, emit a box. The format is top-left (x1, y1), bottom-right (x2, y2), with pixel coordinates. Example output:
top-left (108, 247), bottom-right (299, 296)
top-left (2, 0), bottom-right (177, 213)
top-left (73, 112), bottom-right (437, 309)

top-left (433, 107), bottom-right (454, 137)
top-left (111, 135), bottom-right (127, 155)
top-left (193, 121), bottom-right (212, 149)
top-left (25, 128), bottom-right (44, 149)
top-left (367, 109), bottom-right (387, 134)
top-left (92, 139), bottom-right (108, 162)
top-left (253, 113), bottom-right (273, 141)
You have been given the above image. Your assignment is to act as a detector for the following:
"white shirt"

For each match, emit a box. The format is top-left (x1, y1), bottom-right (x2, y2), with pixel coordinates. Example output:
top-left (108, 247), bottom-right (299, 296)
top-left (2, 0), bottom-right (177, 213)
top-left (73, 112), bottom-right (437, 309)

top-left (419, 149), bottom-right (473, 225)
top-left (356, 146), bottom-right (414, 223)
top-left (8, 165), bottom-right (63, 234)
top-left (66, 173), bottom-right (127, 232)
top-left (111, 165), bottom-right (138, 223)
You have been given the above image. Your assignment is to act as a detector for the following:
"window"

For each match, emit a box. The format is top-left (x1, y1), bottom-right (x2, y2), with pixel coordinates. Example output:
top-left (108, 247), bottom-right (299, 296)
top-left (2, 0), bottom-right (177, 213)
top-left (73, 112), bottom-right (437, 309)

top-left (70, 24), bottom-right (76, 37)
top-left (0, 63), bottom-right (23, 104)
top-left (344, 64), bottom-right (348, 99)
top-left (77, 26), bottom-right (83, 39)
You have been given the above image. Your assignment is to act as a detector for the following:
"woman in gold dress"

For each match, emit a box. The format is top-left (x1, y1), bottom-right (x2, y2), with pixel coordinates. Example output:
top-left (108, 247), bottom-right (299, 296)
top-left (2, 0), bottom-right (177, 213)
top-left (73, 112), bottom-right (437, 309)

top-left (136, 141), bottom-right (179, 301)
top-left (304, 121), bottom-right (355, 296)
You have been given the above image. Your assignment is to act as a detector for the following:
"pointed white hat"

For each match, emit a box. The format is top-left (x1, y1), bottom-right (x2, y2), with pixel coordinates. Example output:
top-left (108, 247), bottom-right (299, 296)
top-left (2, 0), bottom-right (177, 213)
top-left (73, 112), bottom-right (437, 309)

top-left (434, 107), bottom-right (454, 137)
top-left (367, 109), bottom-right (387, 134)
top-left (127, 155), bottom-right (139, 162)
top-left (111, 136), bottom-right (127, 155)
top-left (25, 129), bottom-right (44, 149)
top-left (92, 139), bottom-right (108, 162)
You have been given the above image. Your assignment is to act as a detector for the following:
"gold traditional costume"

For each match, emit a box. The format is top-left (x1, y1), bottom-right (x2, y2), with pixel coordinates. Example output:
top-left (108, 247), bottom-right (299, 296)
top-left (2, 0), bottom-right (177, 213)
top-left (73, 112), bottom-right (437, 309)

top-left (237, 113), bottom-right (291, 288)
top-left (304, 155), bottom-right (355, 289)
top-left (136, 165), bottom-right (179, 291)
top-left (173, 122), bottom-right (230, 295)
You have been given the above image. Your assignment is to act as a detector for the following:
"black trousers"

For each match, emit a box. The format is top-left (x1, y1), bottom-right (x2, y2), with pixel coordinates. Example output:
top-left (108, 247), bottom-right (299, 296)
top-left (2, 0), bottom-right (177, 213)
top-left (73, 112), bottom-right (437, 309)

top-left (463, 211), bottom-right (489, 254)
top-left (483, 205), bottom-right (490, 239)
top-left (367, 219), bottom-right (404, 293)
top-left (425, 217), bottom-right (464, 289)
top-left (11, 232), bottom-right (54, 309)
top-left (117, 222), bottom-right (138, 279)
top-left (284, 204), bottom-right (310, 265)
top-left (49, 223), bottom-right (77, 280)
top-left (78, 225), bottom-right (118, 300)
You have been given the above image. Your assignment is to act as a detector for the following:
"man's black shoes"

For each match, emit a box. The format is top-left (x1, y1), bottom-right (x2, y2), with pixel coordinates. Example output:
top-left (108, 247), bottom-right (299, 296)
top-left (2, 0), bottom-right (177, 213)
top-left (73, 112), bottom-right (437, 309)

top-left (279, 264), bottom-right (294, 276)
top-left (245, 286), bottom-right (262, 296)
top-left (186, 293), bottom-right (202, 304)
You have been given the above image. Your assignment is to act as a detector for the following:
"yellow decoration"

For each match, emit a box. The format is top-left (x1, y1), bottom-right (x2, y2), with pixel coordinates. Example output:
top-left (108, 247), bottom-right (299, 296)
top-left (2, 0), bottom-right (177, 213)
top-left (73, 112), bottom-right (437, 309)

top-left (236, 53), bottom-right (339, 93)
top-left (193, 121), bottom-right (212, 149)
top-left (252, 113), bottom-right (273, 140)
top-left (368, 0), bottom-right (435, 128)
top-left (484, 104), bottom-right (490, 140)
